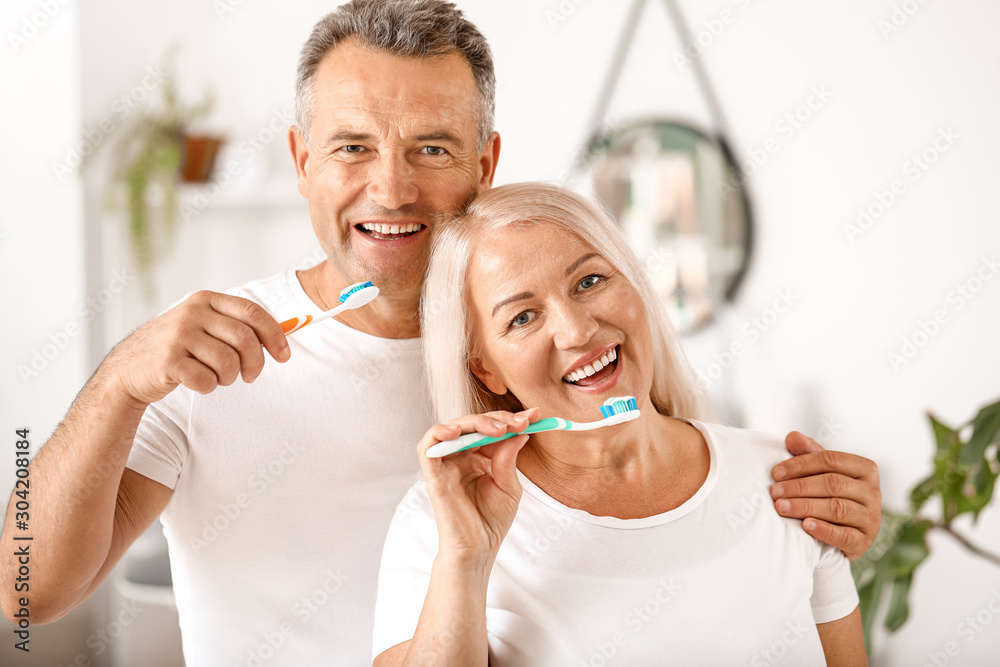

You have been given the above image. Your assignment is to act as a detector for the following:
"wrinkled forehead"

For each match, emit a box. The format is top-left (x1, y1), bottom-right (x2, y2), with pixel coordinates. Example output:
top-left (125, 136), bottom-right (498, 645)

top-left (465, 224), bottom-right (599, 313)
top-left (312, 41), bottom-right (480, 138)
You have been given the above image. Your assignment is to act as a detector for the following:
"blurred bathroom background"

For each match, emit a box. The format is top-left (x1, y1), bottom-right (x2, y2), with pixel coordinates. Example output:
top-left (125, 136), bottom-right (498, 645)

top-left (2, 0), bottom-right (999, 664)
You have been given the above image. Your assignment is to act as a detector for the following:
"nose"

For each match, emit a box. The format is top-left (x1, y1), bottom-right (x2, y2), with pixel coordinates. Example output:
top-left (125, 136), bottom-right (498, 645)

top-left (366, 152), bottom-right (419, 210)
top-left (550, 301), bottom-right (599, 350)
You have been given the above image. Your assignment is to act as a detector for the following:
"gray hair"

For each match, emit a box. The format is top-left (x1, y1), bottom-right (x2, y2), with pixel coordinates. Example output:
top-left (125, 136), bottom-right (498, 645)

top-left (421, 182), bottom-right (708, 424)
top-left (294, 0), bottom-right (496, 151)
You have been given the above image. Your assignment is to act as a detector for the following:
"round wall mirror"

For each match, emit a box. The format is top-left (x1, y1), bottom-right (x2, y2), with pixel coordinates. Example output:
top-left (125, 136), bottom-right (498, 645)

top-left (572, 120), bottom-right (753, 336)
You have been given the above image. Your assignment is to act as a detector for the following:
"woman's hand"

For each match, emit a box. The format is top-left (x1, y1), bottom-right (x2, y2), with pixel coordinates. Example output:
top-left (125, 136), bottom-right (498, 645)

top-left (417, 408), bottom-right (541, 566)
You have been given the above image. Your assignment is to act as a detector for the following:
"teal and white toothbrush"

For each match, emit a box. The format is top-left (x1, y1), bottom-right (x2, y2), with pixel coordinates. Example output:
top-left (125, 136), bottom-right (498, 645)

top-left (425, 396), bottom-right (640, 458)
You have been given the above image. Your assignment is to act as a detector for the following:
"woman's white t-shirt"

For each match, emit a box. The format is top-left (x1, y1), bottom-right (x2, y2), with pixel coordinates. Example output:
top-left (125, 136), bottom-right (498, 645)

top-left (373, 420), bottom-right (859, 666)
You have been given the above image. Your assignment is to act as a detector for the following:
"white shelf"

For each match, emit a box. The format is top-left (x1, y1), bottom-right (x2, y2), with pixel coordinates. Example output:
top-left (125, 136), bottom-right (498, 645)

top-left (178, 180), bottom-right (306, 210)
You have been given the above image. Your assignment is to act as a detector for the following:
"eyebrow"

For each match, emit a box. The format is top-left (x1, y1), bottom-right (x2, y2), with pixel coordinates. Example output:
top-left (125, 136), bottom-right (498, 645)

top-left (321, 130), bottom-right (373, 148)
top-left (489, 254), bottom-right (601, 318)
top-left (565, 253), bottom-right (599, 276)
top-left (415, 130), bottom-right (465, 148)
top-left (321, 130), bottom-right (465, 149)
top-left (492, 292), bottom-right (533, 318)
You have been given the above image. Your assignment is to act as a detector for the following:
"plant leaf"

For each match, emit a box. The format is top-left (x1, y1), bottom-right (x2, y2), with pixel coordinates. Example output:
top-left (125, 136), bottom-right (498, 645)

top-left (959, 400), bottom-right (1000, 466)
top-left (857, 561), bottom-right (891, 656)
top-left (928, 413), bottom-right (958, 452)
top-left (883, 572), bottom-right (914, 631)
top-left (909, 473), bottom-right (937, 514)
top-left (887, 520), bottom-right (931, 577)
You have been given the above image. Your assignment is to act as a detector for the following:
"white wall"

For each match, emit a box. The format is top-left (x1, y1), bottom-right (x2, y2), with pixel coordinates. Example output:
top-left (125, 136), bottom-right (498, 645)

top-left (2, 0), bottom-right (998, 664)
top-left (0, 2), bottom-right (113, 665)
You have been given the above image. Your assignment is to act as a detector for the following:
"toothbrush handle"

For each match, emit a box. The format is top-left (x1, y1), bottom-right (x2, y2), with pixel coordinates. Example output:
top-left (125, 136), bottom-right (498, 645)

top-left (425, 417), bottom-right (565, 458)
top-left (279, 302), bottom-right (348, 335)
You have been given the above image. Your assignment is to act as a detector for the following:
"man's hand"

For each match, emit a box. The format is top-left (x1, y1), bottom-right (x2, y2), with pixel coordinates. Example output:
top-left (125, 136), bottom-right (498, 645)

top-left (769, 432), bottom-right (881, 561)
top-left (109, 291), bottom-right (291, 406)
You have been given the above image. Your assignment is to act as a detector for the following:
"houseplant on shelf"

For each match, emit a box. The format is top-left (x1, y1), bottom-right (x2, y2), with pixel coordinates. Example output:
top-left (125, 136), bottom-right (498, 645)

top-left (852, 396), bottom-right (1000, 656)
top-left (109, 54), bottom-right (217, 293)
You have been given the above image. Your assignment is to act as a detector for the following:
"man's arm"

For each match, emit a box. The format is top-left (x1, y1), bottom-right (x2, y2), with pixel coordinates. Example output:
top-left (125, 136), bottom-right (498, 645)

top-left (0, 291), bottom-right (290, 623)
top-left (770, 432), bottom-right (881, 561)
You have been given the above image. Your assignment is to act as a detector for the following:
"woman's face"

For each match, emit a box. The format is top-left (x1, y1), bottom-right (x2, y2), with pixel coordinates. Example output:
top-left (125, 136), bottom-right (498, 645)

top-left (467, 223), bottom-right (654, 422)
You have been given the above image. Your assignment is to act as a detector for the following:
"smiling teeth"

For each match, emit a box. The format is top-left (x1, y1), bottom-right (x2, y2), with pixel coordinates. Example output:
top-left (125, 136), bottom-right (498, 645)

top-left (563, 347), bottom-right (617, 383)
top-left (361, 223), bottom-right (423, 235)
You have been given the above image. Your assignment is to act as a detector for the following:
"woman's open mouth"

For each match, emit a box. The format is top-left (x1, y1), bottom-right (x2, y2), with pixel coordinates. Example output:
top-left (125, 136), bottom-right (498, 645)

top-left (356, 222), bottom-right (426, 241)
top-left (562, 345), bottom-right (620, 387)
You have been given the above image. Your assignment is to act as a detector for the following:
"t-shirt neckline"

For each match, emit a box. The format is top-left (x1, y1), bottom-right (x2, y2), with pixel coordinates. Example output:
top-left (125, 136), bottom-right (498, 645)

top-left (284, 270), bottom-right (422, 350)
top-left (516, 418), bottom-right (720, 529)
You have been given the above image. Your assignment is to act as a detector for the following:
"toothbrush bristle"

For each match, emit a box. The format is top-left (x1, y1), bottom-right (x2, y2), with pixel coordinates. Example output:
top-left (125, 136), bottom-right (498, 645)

top-left (599, 396), bottom-right (638, 419)
top-left (339, 280), bottom-right (374, 303)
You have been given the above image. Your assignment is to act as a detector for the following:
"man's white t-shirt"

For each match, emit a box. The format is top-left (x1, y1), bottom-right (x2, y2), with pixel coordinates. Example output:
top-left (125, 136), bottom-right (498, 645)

top-left (373, 420), bottom-right (860, 666)
top-left (126, 271), bottom-right (432, 666)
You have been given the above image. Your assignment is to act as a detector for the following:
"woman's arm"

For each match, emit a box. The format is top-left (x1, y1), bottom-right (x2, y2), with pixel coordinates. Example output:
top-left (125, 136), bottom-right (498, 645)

top-left (817, 606), bottom-right (867, 667)
top-left (375, 555), bottom-right (492, 666)
top-left (374, 409), bottom-right (538, 667)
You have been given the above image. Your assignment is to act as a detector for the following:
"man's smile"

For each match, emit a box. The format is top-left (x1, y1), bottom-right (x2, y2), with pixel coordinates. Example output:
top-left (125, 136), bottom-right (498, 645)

top-left (354, 221), bottom-right (429, 243)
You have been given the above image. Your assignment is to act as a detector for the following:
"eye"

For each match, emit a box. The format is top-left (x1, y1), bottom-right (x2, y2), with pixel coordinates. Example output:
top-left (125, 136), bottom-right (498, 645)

top-left (577, 274), bottom-right (603, 291)
top-left (509, 311), bottom-right (536, 328)
top-left (421, 146), bottom-right (447, 156)
top-left (340, 145), bottom-right (365, 153)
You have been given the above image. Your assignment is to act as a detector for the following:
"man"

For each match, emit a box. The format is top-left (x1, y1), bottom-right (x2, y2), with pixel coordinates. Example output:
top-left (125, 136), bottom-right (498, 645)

top-left (0, 1), bottom-right (881, 664)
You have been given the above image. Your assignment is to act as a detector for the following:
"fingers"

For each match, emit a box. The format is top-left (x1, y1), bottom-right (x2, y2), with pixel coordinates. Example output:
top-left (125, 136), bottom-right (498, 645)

top-left (773, 495), bottom-right (869, 532)
top-left (770, 473), bottom-right (872, 506)
top-left (418, 409), bottom-right (538, 459)
top-left (174, 292), bottom-right (290, 391)
top-left (481, 434), bottom-right (529, 494)
top-left (798, 517), bottom-right (869, 562)
top-left (784, 431), bottom-right (824, 456)
top-left (170, 357), bottom-right (224, 395)
top-left (174, 334), bottom-right (244, 391)
top-left (203, 292), bottom-right (290, 364)
top-left (197, 310), bottom-right (271, 384)
top-left (772, 450), bottom-right (878, 484)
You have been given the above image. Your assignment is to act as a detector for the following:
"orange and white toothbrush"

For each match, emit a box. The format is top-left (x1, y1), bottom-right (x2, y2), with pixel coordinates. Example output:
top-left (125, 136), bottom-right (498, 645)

top-left (279, 281), bottom-right (379, 335)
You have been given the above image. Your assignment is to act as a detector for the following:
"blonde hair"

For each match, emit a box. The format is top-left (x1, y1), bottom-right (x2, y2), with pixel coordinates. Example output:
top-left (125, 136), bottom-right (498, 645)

top-left (421, 182), bottom-right (707, 423)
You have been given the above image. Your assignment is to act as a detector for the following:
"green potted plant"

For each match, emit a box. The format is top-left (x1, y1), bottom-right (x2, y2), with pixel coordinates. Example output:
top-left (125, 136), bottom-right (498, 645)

top-left (852, 397), bottom-right (1000, 655)
top-left (110, 55), bottom-right (217, 292)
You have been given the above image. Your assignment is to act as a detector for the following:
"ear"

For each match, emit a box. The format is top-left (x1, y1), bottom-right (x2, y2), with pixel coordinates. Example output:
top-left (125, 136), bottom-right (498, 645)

top-left (477, 131), bottom-right (501, 189)
top-left (288, 125), bottom-right (310, 198)
top-left (470, 354), bottom-right (508, 396)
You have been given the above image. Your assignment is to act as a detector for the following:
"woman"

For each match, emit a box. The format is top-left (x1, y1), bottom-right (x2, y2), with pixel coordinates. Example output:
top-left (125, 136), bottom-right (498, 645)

top-left (372, 183), bottom-right (866, 666)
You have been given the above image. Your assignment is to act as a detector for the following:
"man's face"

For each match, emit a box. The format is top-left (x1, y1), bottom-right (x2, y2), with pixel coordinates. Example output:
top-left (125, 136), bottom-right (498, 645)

top-left (289, 39), bottom-right (499, 296)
